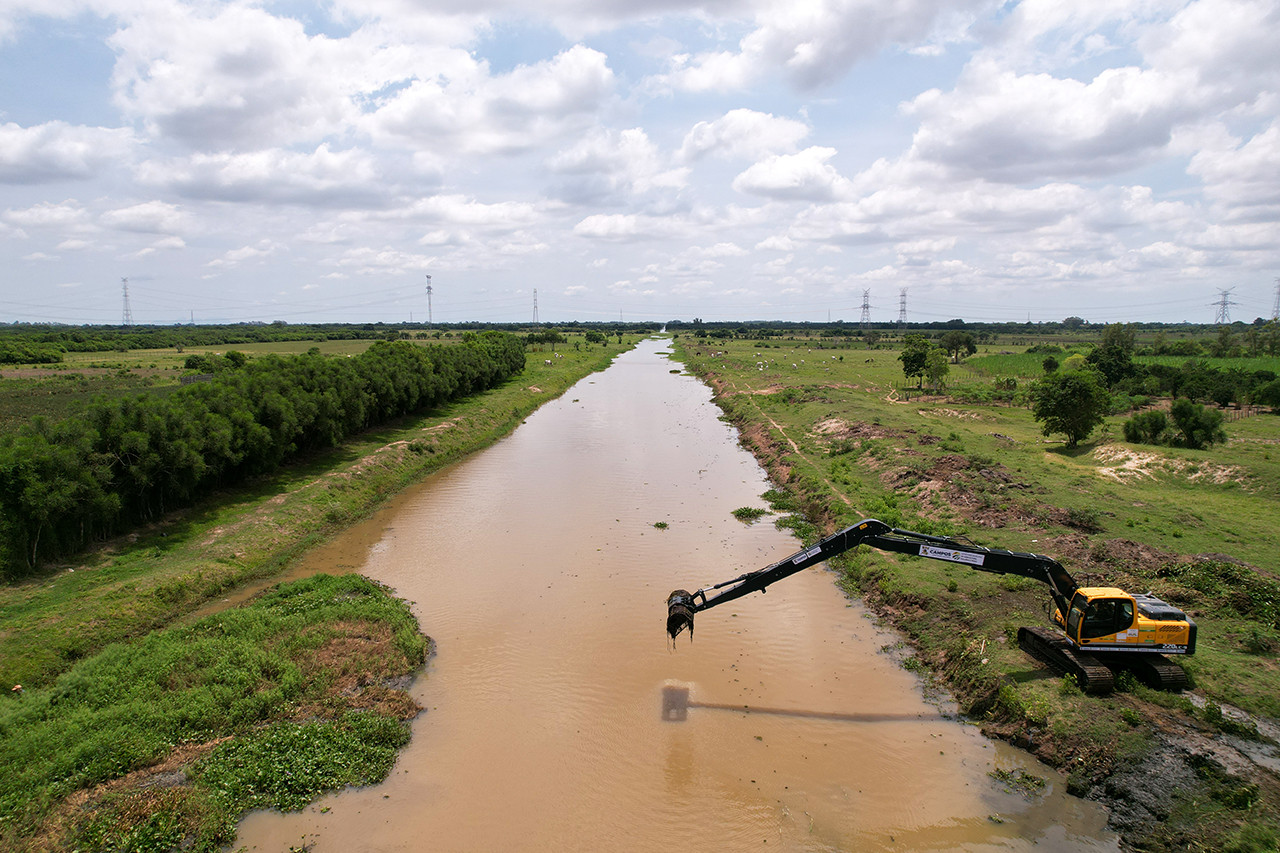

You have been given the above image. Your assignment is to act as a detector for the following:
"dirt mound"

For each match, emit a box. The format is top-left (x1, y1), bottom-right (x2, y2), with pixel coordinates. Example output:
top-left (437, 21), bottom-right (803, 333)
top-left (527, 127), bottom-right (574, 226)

top-left (1093, 445), bottom-right (1251, 489)
top-left (811, 417), bottom-right (904, 440)
top-left (812, 417), bottom-right (904, 441)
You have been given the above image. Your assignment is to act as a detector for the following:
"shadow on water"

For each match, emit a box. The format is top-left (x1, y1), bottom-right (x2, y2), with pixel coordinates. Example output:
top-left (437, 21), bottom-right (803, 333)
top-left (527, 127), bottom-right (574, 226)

top-left (661, 685), bottom-right (947, 724)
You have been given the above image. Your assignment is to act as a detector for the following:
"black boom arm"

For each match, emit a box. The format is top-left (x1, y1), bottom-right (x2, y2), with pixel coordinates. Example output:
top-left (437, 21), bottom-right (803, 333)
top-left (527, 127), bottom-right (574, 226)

top-left (666, 518), bottom-right (1077, 639)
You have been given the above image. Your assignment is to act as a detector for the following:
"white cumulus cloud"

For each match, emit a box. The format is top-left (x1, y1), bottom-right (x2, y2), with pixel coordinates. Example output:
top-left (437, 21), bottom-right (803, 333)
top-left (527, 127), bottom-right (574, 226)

top-left (0, 122), bottom-right (133, 183)
top-left (733, 147), bottom-right (853, 201)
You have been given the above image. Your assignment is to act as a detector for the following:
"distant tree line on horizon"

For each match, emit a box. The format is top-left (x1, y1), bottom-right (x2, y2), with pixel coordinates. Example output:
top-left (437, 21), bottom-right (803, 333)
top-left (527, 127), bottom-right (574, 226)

top-left (0, 333), bottom-right (525, 578)
top-left (668, 316), bottom-right (1280, 351)
top-left (0, 321), bottom-right (666, 364)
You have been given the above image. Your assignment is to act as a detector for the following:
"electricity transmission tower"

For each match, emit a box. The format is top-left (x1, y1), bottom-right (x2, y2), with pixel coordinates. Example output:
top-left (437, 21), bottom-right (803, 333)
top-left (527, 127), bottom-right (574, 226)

top-left (1212, 288), bottom-right (1238, 324)
top-left (532, 289), bottom-right (539, 325)
top-left (898, 288), bottom-right (908, 329)
top-left (121, 277), bottom-right (133, 327)
top-left (425, 275), bottom-right (433, 327)
top-left (859, 289), bottom-right (871, 328)
top-left (1272, 277), bottom-right (1279, 321)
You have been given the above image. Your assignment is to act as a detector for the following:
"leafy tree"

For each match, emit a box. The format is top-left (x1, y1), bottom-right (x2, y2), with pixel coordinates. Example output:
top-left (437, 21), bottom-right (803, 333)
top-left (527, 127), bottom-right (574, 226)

top-left (1062, 352), bottom-right (1088, 372)
top-left (925, 348), bottom-right (950, 390)
top-left (1257, 379), bottom-right (1280, 411)
top-left (1086, 323), bottom-right (1136, 386)
top-left (1169, 398), bottom-right (1227, 449)
top-left (1063, 316), bottom-right (1086, 331)
top-left (1265, 320), bottom-right (1280, 356)
top-left (898, 334), bottom-right (931, 387)
top-left (940, 330), bottom-right (976, 363)
top-left (1207, 325), bottom-right (1238, 358)
top-left (1042, 355), bottom-right (1059, 373)
top-left (1031, 368), bottom-right (1111, 447)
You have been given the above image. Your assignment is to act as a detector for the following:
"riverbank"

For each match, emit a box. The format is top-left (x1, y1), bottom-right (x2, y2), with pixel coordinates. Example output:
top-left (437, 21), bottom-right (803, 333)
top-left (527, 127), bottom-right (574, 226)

top-left (670, 334), bottom-right (1280, 852)
top-left (0, 341), bottom-right (631, 851)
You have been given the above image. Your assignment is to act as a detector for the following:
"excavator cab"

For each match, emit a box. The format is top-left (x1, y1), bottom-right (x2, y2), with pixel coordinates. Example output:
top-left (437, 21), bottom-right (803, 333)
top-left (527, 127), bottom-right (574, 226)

top-left (1065, 591), bottom-right (1136, 643)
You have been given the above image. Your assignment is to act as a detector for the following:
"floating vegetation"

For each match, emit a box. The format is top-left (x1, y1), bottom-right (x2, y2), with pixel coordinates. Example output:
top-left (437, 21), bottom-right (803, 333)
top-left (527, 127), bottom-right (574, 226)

top-left (990, 767), bottom-right (1047, 798)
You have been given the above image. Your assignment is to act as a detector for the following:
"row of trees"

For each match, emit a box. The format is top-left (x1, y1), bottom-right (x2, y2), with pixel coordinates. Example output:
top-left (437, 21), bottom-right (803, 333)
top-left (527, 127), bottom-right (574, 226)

top-left (0, 321), bottom-right (663, 360)
top-left (0, 334), bottom-right (525, 578)
top-left (0, 342), bottom-right (65, 365)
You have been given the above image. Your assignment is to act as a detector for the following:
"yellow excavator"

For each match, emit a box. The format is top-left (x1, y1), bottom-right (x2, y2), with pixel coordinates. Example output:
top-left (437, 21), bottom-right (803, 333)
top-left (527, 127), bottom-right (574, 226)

top-left (666, 518), bottom-right (1195, 694)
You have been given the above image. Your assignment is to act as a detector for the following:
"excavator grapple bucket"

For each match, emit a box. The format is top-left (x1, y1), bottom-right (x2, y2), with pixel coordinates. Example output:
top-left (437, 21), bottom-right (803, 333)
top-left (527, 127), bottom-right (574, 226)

top-left (667, 590), bottom-right (696, 640)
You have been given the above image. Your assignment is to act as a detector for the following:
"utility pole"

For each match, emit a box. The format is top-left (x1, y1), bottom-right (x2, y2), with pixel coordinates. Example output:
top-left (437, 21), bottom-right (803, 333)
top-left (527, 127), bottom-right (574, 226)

top-left (425, 274), bottom-right (433, 327)
top-left (121, 277), bottom-right (133, 327)
top-left (859, 289), bottom-right (871, 328)
top-left (1212, 288), bottom-right (1238, 324)
top-left (898, 288), bottom-right (907, 330)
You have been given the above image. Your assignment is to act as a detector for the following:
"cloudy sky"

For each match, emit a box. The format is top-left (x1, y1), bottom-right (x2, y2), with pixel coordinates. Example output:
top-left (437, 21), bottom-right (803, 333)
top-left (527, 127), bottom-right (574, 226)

top-left (2, 0), bottom-right (1278, 326)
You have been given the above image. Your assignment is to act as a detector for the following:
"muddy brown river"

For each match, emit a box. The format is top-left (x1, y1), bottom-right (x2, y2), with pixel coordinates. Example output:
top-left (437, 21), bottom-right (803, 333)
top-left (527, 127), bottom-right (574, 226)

top-left (236, 338), bottom-right (1120, 852)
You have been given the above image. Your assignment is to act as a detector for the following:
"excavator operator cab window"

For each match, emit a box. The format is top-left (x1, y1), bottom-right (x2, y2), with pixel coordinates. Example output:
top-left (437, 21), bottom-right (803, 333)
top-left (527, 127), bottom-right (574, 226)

top-left (1080, 598), bottom-right (1134, 640)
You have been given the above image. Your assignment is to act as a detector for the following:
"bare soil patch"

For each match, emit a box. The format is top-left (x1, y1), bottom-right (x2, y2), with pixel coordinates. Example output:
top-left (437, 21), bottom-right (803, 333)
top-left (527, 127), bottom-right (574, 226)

top-left (1093, 445), bottom-right (1251, 489)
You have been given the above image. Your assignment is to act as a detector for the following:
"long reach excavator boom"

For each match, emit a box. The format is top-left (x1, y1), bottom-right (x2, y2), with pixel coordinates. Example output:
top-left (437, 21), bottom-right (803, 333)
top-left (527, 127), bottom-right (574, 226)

top-left (667, 518), bottom-right (1195, 695)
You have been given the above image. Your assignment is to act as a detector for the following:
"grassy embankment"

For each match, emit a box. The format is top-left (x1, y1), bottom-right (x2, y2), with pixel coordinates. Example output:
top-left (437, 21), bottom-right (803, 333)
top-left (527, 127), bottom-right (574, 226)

top-left (673, 334), bottom-right (1280, 852)
top-left (0, 338), bottom-right (630, 852)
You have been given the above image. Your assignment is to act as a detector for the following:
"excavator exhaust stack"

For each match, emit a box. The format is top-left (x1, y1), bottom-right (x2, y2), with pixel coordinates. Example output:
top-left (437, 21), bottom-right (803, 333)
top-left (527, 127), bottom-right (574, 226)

top-left (667, 590), bottom-right (696, 640)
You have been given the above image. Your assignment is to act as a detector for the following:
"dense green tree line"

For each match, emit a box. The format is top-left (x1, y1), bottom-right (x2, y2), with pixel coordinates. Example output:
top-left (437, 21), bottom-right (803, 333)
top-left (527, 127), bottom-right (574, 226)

top-left (0, 320), bottom-right (662, 359)
top-left (0, 343), bottom-right (65, 365)
top-left (0, 322), bottom-right (393, 356)
top-left (0, 334), bottom-right (524, 577)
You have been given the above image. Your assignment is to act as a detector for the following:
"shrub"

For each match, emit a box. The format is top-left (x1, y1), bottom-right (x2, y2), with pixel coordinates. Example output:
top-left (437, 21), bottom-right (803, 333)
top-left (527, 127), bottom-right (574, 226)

top-left (1123, 410), bottom-right (1168, 444)
top-left (1169, 398), bottom-right (1227, 449)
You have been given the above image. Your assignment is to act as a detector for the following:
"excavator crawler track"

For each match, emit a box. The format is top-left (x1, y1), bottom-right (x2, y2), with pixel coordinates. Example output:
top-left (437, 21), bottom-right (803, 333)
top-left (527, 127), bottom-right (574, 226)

top-left (1017, 626), bottom-right (1115, 695)
top-left (1111, 653), bottom-right (1190, 692)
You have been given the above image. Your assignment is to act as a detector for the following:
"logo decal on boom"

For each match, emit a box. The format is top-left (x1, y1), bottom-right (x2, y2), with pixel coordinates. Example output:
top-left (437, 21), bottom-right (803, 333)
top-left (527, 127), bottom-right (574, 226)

top-left (920, 545), bottom-right (986, 566)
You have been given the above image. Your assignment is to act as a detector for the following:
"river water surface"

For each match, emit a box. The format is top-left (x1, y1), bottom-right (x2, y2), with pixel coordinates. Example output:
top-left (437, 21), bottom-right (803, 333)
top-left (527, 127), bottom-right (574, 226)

top-left (236, 338), bottom-right (1119, 852)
